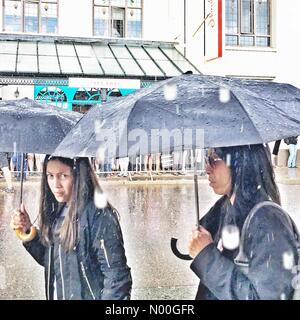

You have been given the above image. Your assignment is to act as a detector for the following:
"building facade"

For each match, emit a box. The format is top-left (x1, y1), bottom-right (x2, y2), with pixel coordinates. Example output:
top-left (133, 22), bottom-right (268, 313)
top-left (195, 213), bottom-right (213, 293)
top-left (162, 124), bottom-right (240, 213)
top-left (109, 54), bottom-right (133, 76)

top-left (0, 0), bottom-right (299, 99)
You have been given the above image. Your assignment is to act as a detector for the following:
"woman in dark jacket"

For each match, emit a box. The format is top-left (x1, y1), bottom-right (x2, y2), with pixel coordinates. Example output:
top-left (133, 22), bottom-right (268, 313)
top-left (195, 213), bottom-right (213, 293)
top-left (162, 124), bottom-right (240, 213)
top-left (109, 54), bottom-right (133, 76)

top-left (189, 144), bottom-right (299, 300)
top-left (10, 156), bottom-right (132, 300)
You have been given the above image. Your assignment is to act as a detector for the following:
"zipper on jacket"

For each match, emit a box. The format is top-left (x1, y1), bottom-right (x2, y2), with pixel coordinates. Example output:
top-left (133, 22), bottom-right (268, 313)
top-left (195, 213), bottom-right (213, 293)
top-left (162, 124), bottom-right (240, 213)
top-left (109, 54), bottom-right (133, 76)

top-left (80, 261), bottom-right (96, 300)
top-left (47, 246), bottom-right (52, 300)
top-left (100, 239), bottom-right (111, 268)
top-left (59, 244), bottom-right (66, 300)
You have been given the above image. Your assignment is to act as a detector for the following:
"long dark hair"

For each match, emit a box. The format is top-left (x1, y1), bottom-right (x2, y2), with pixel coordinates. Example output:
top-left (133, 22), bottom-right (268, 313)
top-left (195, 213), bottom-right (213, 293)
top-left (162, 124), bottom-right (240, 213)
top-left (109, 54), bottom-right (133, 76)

top-left (39, 156), bottom-right (113, 251)
top-left (215, 144), bottom-right (281, 223)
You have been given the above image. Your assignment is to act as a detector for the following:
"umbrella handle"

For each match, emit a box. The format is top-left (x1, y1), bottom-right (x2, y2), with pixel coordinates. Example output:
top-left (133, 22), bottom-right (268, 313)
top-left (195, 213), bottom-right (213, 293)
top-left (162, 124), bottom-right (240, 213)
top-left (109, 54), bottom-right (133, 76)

top-left (15, 226), bottom-right (37, 242)
top-left (170, 237), bottom-right (193, 261)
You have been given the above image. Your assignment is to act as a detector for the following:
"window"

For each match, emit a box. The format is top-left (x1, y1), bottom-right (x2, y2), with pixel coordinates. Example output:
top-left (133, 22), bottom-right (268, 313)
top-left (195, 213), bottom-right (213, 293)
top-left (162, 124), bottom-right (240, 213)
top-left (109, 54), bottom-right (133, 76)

top-left (3, 0), bottom-right (58, 34)
top-left (225, 0), bottom-right (271, 47)
top-left (24, 1), bottom-right (38, 33)
top-left (41, 1), bottom-right (58, 33)
top-left (94, 0), bottom-right (142, 38)
top-left (112, 7), bottom-right (125, 37)
top-left (3, 0), bottom-right (22, 32)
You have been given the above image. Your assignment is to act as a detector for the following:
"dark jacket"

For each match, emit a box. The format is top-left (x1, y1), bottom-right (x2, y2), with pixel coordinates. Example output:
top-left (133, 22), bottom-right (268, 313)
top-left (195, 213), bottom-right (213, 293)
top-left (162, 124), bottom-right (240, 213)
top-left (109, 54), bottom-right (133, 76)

top-left (191, 196), bottom-right (298, 300)
top-left (23, 202), bottom-right (132, 300)
top-left (284, 136), bottom-right (298, 145)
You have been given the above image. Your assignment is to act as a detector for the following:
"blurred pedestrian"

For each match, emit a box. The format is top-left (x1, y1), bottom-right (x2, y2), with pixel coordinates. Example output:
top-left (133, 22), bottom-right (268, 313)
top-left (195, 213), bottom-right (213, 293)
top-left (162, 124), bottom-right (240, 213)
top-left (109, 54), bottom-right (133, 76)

top-left (118, 157), bottom-right (129, 177)
top-left (0, 152), bottom-right (14, 193)
top-left (153, 153), bottom-right (161, 174)
top-left (27, 153), bottom-right (35, 174)
top-left (284, 136), bottom-right (298, 168)
top-left (143, 154), bottom-right (152, 174)
top-left (272, 140), bottom-right (281, 167)
top-left (35, 153), bottom-right (46, 172)
top-left (11, 152), bottom-right (27, 181)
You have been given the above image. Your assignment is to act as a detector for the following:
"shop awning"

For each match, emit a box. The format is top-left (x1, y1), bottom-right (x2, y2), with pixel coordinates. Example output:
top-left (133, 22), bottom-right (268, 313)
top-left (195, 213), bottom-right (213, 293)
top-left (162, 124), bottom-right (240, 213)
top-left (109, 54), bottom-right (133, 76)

top-left (0, 34), bottom-right (200, 86)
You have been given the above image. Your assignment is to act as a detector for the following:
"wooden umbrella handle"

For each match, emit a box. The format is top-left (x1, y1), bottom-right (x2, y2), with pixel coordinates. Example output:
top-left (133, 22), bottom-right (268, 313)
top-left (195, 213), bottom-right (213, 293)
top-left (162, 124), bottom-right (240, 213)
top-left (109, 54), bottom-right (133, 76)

top-left (15, 226), bottom-right (37, 242)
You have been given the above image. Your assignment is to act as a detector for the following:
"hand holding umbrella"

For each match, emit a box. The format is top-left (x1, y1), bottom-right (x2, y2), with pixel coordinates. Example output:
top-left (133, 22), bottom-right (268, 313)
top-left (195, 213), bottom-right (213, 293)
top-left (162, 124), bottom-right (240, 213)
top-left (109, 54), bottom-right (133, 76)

top-left (188, 225), bottom-right (213, 258)
top-left (10, 203), bottom-right (37, 242)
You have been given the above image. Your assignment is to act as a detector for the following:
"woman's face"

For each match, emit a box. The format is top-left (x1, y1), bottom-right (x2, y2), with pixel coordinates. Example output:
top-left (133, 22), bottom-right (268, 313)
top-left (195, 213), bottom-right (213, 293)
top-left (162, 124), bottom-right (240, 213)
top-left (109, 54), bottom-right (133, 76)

top-left (46, 160), bottom-right (74, 203)
top-left (205, 149), bottom-right (232, 196)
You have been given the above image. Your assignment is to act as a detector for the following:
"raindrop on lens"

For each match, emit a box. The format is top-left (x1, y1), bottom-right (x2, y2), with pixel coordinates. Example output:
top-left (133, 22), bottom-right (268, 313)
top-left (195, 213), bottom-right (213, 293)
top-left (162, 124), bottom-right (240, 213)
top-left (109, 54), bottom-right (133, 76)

top-left (94, 189), bottom-right (107, 209)
top-left (282, 251), bottom-right (294, 270)
top-left (226, 154), bottom-right (231, 167)
top-left (13, 141), bottom-right (17, 154)
top-left (219, 87), bottom-right (231, 103)
top-left (96, 147), bottom-right (105, 163)
top-left (280, 293), bottom-right (286, 300)
top-left (164, 84), bottom-right (177, 101)
top-left (221, 225), bottom-right (240, 250)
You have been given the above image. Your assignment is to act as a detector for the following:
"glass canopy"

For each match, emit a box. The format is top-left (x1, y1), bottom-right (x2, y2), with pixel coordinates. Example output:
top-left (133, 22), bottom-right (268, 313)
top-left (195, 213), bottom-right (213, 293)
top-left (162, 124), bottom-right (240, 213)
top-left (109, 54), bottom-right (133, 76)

top-left (0, 36), bottom-right (200, 79)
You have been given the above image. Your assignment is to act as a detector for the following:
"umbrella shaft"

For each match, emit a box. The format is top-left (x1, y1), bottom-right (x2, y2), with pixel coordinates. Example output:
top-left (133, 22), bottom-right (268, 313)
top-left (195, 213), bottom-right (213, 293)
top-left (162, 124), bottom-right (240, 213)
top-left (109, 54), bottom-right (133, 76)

top-left (193, 149), bottom-right (200, 227)
top-left (194, 174), bottom-right (200, 227)
top-left (20, 153), bottom-right (24, 205)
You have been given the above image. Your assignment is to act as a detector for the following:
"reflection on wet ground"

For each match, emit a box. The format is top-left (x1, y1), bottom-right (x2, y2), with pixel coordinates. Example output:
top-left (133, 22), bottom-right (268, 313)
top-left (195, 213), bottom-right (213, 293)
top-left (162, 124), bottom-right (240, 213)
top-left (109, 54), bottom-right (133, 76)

top-left (0, 178), bottom-right (300, 300)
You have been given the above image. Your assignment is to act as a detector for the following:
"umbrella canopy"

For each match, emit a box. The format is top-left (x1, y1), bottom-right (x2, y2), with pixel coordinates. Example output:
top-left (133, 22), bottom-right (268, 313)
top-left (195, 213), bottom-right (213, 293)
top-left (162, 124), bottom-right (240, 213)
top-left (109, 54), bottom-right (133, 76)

top-left (0, 98), bottom-right (82, 154)
top-left (52, 73), bottom-right (300, 261)
top-left (53, 74), bottom-right (300, 159)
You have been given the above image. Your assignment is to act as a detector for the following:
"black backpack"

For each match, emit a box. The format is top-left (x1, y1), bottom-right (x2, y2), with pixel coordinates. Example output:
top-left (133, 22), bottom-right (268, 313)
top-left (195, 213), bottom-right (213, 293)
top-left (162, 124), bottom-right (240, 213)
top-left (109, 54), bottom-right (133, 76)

top-left (234, 201), bottom-right (300, 300)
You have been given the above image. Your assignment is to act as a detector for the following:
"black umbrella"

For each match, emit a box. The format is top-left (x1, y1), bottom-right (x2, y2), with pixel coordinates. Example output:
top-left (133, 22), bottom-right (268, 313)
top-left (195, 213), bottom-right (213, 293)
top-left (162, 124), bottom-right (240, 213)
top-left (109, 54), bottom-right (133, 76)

top-left (53, 73), bottom-right (300, 259)
top-left (0, 98), bottom-right (82, 154)
top-left (0, 98), bottom-right (82, 240)
top-left (53, 74), bottom-right (300, 156)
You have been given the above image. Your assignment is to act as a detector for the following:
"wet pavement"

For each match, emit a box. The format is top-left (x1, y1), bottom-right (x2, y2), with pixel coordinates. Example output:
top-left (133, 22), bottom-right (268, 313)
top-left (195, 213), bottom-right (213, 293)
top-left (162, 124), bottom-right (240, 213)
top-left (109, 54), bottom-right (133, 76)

top-left (0, 167), bottom-right (300, 300)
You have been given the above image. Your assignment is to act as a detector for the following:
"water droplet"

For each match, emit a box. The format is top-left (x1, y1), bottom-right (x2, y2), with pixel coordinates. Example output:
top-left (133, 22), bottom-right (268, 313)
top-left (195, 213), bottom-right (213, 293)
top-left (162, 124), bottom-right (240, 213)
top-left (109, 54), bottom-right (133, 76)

top-left (96, 147), bottom-right (105, 163)
top-left (226, 154), bottom-right (231, 167)
top-left (219, 87), bottom-right (231, 103)
top-left (94, 189), bottom-right (107, 209)
top-left (282, 251), bottom-right (294, 270)
top-left (221, 225), bottom-right (240, 250)
top-left (280, 293), bottom-right (286, 300)
top-left (164, 84), bottom-right (177, 101)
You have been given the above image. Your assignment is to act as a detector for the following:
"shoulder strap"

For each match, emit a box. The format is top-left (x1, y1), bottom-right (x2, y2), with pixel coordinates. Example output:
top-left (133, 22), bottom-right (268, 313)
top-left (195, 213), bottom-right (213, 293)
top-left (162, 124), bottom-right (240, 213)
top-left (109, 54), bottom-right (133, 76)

top-left (242, 201), bottom-right (299, 241)
top-left (235, 201), bottom-right (300, 267)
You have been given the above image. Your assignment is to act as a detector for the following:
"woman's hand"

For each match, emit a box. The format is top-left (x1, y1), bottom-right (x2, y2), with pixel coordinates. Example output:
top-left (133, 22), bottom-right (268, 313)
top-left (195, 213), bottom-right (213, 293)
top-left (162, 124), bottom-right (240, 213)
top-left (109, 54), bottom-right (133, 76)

top-left (10, 203), bottom-right (32, 234)
top-left (188, 225), bottom-right (213, 259)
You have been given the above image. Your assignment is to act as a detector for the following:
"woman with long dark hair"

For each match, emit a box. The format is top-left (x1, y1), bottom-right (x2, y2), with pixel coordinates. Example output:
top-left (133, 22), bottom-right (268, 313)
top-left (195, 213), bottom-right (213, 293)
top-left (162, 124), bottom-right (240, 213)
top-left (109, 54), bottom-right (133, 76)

top-left (10, 156), bottom-right (132, 300)
top-left (189, 144), bottom-right (299, 300)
